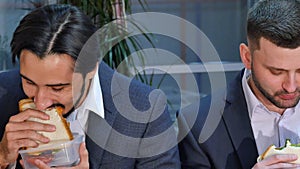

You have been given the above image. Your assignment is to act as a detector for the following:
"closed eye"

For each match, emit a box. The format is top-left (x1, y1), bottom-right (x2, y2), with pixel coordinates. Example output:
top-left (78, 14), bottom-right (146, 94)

top-left (52, 87), bottom-right (64, 92)
top-left (268, 67), bottom-right (286, 75)
top-left (26, 80), bottom-right (35, 85)
top-left (21, 74), bottom-right (36, 85)
top-left (270, 69), bottom-right (283, 75)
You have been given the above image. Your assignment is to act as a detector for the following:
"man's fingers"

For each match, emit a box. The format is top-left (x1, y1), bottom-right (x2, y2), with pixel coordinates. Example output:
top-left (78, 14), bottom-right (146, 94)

top-left (268, 162), bottom-right (300, 168)
top-left (253, 154), bottom-right (300, 169)
top-left (5, 121), bottom-right (56, 132)
top-left (7, 138), bottom-right (39, 151)
top-left (19, 159), bottom-right (24, 168)
top-left (78, 142), bottom-right (89, 168)
top-left (33, 159), bottom-right (51, 169)
top-left (6, 130), bottom-right (50, 145)
top-left (254, 154), bottom-right (300, 169)
top-left (261, 154), bottom-right (298, 166)
top-left (9, 109), bottom-right (49, 122)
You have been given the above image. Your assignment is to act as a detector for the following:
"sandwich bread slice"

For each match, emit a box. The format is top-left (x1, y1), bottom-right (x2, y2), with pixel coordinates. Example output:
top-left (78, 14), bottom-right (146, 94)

top-left (258, 139), bottom-right (300, 164)
top-left (18, 98), bottom-right (73, 150)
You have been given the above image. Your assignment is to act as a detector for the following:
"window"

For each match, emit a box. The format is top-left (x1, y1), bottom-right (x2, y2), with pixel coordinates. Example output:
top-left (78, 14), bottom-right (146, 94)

top-left (129, 0), bottom-right (252, 113)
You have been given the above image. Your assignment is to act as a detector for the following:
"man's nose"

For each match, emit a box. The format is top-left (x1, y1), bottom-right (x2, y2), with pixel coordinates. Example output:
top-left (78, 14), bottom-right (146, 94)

top-left (282, 75), bottom-right (297, 93)
top-left (34, 88), bottom-right (53, 110)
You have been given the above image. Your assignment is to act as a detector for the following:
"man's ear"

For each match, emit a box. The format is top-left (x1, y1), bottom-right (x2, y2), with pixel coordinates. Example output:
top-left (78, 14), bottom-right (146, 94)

top-left (239, 43), bottom-right (252, 69)
top-left (86, 62), bottom-right (99, 80)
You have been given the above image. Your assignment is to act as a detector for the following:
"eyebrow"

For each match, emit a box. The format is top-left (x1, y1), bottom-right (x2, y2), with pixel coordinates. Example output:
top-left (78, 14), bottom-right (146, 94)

top-left (20, 74), bottom-right (71, 87)
top-left (263, 64), bottom-right (286, 71)
top-left (266, 66), bottom-right (300, 73)
top-left (268, 66), bottom-right (286, 71)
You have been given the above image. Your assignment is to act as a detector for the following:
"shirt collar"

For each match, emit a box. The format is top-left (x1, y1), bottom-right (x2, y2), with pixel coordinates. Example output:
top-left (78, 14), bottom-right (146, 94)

top-left (242, 69), bottom-right (263, 119)
top-left (79, 65), bottom-right (104, 119)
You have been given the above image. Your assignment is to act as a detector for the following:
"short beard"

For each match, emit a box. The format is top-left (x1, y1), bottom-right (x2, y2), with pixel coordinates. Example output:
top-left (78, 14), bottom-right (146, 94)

top-left (73, 75), bottom-right (92, 108)
top-left (251, 68), bottom-right (300, 109)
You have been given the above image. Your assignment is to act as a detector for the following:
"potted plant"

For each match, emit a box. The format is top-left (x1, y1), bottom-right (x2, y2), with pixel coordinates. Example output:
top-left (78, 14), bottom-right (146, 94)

top-left (58, 0), bottom-right (155, 81)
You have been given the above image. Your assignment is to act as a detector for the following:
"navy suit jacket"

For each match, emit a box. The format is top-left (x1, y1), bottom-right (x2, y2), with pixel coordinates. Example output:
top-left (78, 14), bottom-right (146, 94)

top-left (0, 62), bottom-right (180, 169)
top-left (178, 70), bottom-right (258, 169)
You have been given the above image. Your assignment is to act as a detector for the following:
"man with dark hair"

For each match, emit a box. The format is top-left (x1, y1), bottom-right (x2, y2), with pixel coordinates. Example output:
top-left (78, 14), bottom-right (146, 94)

top-left (178, 0), bottom-right (300, 168)
top-left (0, 4), bottom-right (180, 169)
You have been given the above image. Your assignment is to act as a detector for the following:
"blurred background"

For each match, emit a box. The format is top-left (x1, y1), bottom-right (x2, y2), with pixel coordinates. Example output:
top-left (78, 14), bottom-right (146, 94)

top-left (0, 0), bottom-right (259, 117)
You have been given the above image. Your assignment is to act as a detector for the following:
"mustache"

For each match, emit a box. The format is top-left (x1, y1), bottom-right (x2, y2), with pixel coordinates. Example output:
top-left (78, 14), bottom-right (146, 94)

top-left (275, 89), bottom-right (300, 96)
top-left (30, 97), bottom-right (65, 109)
top-left (47, 103), bottom-right (65, 109)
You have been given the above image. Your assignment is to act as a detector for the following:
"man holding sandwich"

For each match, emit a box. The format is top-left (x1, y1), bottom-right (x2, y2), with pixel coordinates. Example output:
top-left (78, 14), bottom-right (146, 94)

top-left (0, 4), bottom-right (180, 169)
top-left (178, 0), bottom-right (300, 168)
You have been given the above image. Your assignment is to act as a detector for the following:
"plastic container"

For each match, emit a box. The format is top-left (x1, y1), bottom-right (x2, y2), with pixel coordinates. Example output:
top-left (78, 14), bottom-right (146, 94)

top-left (19, 133), bottom-right (84, 169)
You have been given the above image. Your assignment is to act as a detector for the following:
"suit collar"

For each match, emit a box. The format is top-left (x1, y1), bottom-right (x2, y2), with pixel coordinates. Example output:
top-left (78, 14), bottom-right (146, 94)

top-left (85, 62), bottom-right (119, 167)
top-left (98, 62), bottom-right (123, 113)
top-left (86, 109), bottom-right (117, 167)
top-left (223, 70), bottom-right (258, 169)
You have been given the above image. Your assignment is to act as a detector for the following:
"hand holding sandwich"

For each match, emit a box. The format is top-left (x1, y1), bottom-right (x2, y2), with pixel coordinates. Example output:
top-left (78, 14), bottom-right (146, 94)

top-left (252, 154), bottom-right (300, 169)
top-left (253, 140), bottom-right (300, 168)
top-left (0, 108), bottom-right (55, 165)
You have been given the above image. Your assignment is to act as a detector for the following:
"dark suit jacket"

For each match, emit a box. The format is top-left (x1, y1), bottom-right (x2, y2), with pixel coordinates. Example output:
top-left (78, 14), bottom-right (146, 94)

top-left (178, 70), bottom-right (258, 169)
top-left (0, 62), bottom-right (180, 169)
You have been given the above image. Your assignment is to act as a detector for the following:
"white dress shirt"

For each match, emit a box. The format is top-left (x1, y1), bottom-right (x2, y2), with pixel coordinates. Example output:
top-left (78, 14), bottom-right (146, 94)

top-left (67, 65), bottom-right (105, 137)
top-left (242, 69), bottom-right (300, 155)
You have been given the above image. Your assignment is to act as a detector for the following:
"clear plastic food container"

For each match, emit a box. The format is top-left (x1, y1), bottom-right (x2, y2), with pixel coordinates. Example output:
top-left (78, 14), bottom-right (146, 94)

top-left (19, 133), bottom-right (84, 169)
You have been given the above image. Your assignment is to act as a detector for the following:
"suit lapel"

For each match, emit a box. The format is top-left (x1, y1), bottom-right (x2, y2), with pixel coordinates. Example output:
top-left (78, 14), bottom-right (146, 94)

top-left (86, 109), bottom-right (116, 167)
top-left (222, 70), bottom-right (258, 169)
top-left (85, 63), bottom-right (120, 167)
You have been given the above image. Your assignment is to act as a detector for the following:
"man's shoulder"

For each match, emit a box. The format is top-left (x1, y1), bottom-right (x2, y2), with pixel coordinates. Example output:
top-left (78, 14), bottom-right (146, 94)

top-left (177, 92), bottom-right (224, 135)
top-left (177, 70), bottom-right (246, 141)
top-left (0, 68), bottom-right (19, 78)
top-left (177, 71), bottom-right (244, 137)
top-left (98, 62), bottom-right (166, 113)
top-left (0, 69), bottom-right (20, 88)
top-left (0, 69), bottom-right (24, 116)
top-left (99, 62), bottom-right (161, 97)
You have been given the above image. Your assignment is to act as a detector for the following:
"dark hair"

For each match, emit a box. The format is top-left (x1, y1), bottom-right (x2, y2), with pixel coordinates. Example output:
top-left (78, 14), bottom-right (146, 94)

top-left (10, 4), bottom-right (98, 75)
top-left (247, 0), bottom-right (300, 51)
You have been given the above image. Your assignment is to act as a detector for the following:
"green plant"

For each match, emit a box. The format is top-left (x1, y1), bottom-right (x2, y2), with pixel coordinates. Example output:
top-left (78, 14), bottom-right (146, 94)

top-left (58, 0), bottom-right (154, 79)
top-left (60, 0), bottom-right (174, 110)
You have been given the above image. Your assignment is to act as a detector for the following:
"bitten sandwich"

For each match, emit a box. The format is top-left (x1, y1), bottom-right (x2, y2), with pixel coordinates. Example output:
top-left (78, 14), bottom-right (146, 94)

top-left (258, 139), bottom-right (300, 164)
top-left (18, 98), bottom-right (73, 150)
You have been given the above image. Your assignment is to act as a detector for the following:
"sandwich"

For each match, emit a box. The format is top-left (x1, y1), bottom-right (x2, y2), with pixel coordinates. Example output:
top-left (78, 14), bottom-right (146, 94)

top-left (258, 139), bottom-right (300, 164)
top-left (18, 98), bottom-right (73, 151)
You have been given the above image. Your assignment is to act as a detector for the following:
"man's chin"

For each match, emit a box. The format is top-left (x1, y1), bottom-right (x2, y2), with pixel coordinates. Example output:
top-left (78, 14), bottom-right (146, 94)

top-left (274, 100), bottom-right (299, 109)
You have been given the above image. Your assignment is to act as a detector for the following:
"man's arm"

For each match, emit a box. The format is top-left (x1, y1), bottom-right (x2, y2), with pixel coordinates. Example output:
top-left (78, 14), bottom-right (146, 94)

top-left (136, 92), bottom-right (181, 169)
top-left (178, 131), bottom-right (212, 169)
top-left (177, 108), bottom-right (211, 169)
